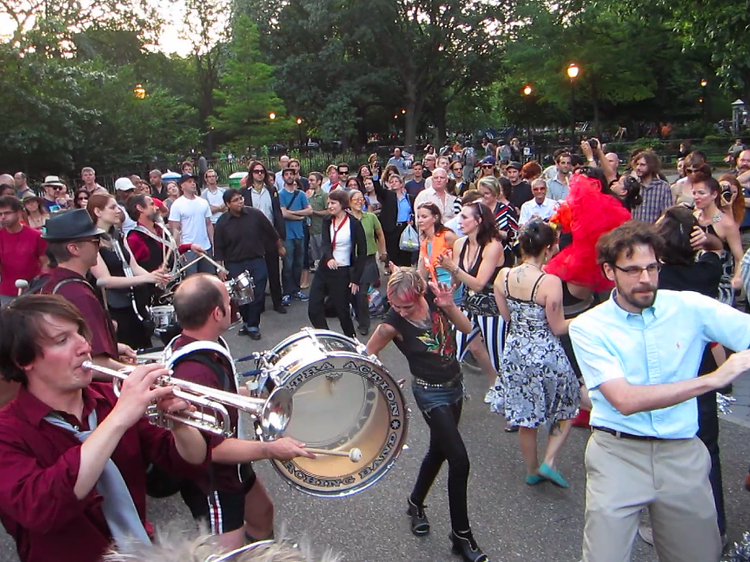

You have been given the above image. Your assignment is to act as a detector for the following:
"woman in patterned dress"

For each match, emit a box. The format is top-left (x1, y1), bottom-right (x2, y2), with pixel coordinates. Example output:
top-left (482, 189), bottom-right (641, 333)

top-left (492, 219), bottom-right (579, 488)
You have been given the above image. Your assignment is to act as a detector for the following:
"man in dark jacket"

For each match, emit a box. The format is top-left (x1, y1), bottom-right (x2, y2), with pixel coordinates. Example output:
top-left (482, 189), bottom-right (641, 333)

top-left (239, 160), bottom-right (287, 314)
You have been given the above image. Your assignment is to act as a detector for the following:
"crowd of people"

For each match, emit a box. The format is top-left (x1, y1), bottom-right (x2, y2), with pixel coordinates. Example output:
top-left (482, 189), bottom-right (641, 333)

top-left (1, 139), bottom-right (750, 562)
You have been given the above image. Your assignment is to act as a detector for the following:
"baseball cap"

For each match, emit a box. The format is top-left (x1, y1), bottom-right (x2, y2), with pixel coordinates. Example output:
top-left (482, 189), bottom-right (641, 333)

top-left (115, 177), bottom-right (136, 191)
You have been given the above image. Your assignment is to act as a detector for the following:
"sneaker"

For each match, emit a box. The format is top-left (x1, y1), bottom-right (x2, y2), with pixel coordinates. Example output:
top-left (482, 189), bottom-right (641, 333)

top-left (292, 291), bottom-right (309, 301)
top-left (637, 524), bottom-right (653, 546)
top-left (281, 295), bottom-right (291, 306)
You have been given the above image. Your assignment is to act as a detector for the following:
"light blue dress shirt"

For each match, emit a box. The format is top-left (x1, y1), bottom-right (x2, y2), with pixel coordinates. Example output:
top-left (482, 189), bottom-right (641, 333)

top-left (396, 192), bottom-right (411, 223)
top-left (570, 290), bottom-right (750, 439)
top-left (546, 176), bottom-right (569, 201)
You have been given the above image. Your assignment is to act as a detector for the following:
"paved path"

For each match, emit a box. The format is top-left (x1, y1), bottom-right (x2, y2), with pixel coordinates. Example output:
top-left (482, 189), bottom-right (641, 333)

top-left (3, 296), bottom-right (750, 562)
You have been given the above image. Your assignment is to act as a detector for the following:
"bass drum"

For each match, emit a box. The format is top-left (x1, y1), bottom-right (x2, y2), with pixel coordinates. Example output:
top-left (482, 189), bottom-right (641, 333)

top-left (243, 329), bottom-right (408, 498)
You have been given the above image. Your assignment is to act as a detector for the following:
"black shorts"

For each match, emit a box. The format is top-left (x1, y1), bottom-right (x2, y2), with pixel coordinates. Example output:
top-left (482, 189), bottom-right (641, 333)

top-left (180, 464), bottom-right (257, 534)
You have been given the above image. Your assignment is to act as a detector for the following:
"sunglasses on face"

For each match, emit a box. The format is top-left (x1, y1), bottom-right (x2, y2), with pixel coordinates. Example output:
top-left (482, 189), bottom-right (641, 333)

top-left (481, 165), bottom-right (494, 169)
top-left (685, 168), bottom-right (698, 173)
top-left (252, 169), bottom-right (264, 174)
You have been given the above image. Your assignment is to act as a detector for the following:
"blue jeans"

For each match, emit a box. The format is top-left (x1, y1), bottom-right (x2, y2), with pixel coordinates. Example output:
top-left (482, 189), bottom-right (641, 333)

top-left (183, 249), bottom-right (215, 277)
top-left (412, 381), bottom-right (464, 414)
top-left (282, 238), bottom-right (304, 295)
top-left (226, 258), bottom-right (267, 329)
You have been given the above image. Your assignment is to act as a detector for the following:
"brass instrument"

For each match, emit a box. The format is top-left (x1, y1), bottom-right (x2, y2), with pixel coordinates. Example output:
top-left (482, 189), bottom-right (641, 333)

top-left (81, 361), bottom-right (292, 439)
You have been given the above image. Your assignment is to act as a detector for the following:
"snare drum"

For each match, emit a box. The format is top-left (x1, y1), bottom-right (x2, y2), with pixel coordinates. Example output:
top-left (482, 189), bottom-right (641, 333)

top-left (238, 329), bottom-right (408, 498)
top-left (150, 305), bottom-right (176, 333)
top-left (225, 271), bottom-right (255, 306)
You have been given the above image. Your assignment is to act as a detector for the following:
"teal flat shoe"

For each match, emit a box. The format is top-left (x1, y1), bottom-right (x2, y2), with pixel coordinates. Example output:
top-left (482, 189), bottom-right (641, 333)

top-left (525, 474), bottom-right (544, 486)
top-left (538, 462), bottom-right (569, 488)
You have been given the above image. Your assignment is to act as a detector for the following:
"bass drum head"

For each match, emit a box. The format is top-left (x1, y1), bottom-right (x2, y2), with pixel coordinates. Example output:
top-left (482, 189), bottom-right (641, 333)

top-left (268, 330), bottom-right (408, 498)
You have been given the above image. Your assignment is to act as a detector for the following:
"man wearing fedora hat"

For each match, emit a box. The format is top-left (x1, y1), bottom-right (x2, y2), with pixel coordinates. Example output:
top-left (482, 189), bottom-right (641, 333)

top-left (41, 209), bottom-right (137, 370)
top-left (41, 175), bottom-right (71, 213)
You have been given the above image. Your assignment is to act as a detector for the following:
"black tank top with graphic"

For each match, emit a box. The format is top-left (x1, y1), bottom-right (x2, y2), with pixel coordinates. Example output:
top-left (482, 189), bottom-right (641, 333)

top-left (383, 293), bottom-right (460, 384)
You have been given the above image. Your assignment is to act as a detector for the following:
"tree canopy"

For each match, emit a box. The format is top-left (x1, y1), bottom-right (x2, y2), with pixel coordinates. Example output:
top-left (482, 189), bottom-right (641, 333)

top-left (1, 0), bottom-right (748, 177)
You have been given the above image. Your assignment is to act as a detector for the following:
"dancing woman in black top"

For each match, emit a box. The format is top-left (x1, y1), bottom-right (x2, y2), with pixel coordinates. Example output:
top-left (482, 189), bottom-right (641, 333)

top-left (366, 269), bottom-right (490, 562)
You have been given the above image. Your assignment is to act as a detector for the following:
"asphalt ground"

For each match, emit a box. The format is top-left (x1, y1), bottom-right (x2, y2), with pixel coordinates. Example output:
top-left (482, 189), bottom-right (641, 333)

top-left (3, 295), bottom-right (750, 562)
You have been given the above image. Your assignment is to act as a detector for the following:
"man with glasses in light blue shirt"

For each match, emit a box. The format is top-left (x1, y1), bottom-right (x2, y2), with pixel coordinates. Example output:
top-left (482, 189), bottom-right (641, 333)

top-left (570, 221), bottom-right (750, 562)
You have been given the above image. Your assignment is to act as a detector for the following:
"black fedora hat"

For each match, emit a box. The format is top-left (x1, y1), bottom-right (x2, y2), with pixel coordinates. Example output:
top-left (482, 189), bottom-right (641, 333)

top-left (41, 208), bottom-right (106, 241)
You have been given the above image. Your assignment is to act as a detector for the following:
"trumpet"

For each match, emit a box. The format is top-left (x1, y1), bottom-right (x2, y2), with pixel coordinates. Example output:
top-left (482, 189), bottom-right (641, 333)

top-left (81, 361), bottom-right (292, 440)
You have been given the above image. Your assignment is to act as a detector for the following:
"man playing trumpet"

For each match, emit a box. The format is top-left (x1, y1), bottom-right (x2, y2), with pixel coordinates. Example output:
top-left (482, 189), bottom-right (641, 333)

top-left (0, 295), bottom-right (210, 562)
top-left (168, 274), bottom-right (313, 549)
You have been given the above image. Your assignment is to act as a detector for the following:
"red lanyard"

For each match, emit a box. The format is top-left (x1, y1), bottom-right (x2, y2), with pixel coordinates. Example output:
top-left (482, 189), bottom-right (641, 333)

top-left (331, 215), bottom-right (349, 252)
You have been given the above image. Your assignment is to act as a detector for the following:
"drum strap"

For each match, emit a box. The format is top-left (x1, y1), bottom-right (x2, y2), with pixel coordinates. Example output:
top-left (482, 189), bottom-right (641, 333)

top-left (163, 337), bottom-right (237, 392)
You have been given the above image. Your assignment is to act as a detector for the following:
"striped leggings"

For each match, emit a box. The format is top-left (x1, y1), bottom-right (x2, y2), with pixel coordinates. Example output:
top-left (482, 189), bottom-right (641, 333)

top-left (456, 312), bottom-right (505, 372)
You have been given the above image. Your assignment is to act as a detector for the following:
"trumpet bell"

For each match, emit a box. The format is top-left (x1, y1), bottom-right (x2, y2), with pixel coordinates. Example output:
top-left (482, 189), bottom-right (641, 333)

top-left (261, 386), bottom-right (293, 440)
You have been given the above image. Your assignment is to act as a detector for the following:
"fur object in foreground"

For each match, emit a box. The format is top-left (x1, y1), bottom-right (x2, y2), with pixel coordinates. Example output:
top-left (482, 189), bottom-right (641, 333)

top-left (103, 524), bottom-right (341, 562)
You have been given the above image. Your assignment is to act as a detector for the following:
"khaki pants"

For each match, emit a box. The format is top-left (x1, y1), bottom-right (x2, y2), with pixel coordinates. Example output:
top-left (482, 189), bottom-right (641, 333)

top-left (582, 430), bottom-right (720, 562)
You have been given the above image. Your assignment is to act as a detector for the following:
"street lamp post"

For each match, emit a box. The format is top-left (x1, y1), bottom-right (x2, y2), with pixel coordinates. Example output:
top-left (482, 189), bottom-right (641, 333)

top-left (700, 79), bottom-right (708, 122)
top-left (296, 117), bottom-right (303, 151)
top-left (567, 63), bottom-right (580, 145)
top-left (133, 84), bottom-right (146, 99)
top-left (523, 85), bottom-right (533, 144)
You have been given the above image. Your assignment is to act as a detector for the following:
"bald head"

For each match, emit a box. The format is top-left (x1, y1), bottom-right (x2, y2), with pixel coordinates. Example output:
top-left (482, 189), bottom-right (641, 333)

top-left (605, 152), bottom-right (619, 170)
top-left (431, 167), bottom-right (448, 192)
top-left (173, 274), bottom-right (229, 331)
top-left (738, 149), bottom-right (750, 172)
top-left (0, 174), bottom-right (13, 187)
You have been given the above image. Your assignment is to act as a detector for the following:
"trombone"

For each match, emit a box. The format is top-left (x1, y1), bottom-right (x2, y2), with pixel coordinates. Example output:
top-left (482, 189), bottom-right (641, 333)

top-left (81, 361), bottom-right (292, 440)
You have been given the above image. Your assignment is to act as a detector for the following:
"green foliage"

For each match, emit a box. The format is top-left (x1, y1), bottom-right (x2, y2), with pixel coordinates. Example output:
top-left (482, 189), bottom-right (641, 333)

top-left (210, 14), bottom-right (293, 152)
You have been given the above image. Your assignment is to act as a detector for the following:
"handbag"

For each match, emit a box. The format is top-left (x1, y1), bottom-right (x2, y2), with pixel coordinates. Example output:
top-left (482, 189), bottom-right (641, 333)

top-left (399, 224), bottom-right (419, 252)
top-left (462, 286), bottom-right (499, 317)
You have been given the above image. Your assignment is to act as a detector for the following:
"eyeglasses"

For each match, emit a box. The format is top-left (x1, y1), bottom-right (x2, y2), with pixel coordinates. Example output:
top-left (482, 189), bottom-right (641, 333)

top-left (613, 263), bottom-right (661, 277)
top-left (338, 170), bottom-right (349, 175)
top-left (252, 169), bottom-right (265, 174)
top-left (77, 196), bottom-right (88, 201)
top-left (481, 165), bottom-right (494, 169)
top-left (685, 168), bottom-right (698, 173)
top-left (452, 167), bottom-right (463, 171)
top-left (54, 186), bottom-right (66, 191)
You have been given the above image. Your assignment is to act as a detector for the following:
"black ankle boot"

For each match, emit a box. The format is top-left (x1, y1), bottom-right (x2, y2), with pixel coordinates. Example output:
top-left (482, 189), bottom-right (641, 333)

top-left (450, 529), bottom-right (489, 562)
top-left (406, 497), bottom-right (430, 536)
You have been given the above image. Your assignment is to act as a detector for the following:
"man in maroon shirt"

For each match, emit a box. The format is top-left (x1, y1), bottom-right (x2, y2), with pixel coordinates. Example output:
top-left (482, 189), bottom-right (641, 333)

top-left (169, 274), bottom-right (312, 550)
top-left (0, 295), bottom-right (209, 562)
top-left (0, 196), bottom-right (48, 306)
top-left (41, 209), bottom-right (136, 371)
top-left (125, 194), bottom-right (202, 273)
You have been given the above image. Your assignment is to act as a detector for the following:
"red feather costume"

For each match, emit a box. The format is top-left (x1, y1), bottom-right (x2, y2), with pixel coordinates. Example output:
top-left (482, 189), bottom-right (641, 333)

top-left (545, 174), bottom-right (631, 291)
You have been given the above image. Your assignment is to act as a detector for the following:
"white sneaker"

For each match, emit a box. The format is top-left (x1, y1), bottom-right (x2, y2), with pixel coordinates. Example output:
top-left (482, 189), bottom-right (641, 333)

top-left (484, 388), bottom-right (495, 404)
top-left (638, 524), bottom-right (653, 546)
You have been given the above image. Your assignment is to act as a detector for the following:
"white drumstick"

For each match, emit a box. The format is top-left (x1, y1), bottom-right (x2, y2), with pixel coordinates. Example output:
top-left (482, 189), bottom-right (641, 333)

top-left (15, 279), bottom-right (28, 296)
top-left (305, 447), bottom-right (363, 462)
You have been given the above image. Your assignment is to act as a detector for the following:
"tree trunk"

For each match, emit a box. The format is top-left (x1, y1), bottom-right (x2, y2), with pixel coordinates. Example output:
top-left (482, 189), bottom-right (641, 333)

top-left (433, 100), bottom-right (447, 147)
top-left (404, 80), bottom-right (424, 152)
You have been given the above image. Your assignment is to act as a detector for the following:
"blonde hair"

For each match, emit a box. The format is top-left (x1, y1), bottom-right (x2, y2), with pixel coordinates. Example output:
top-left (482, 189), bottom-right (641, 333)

top-left (386, 268), bottom-right (425, 303)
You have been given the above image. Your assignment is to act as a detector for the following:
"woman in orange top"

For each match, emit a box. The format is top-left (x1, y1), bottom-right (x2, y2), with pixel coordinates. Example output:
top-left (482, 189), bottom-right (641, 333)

top-left (417, 202), bottom-right (458, 286)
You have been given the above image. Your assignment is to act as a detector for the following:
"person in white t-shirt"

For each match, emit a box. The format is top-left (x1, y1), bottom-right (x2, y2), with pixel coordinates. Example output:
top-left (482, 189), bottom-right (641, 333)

top-left (519, 179), bottom-right (558, 225)
top-left (169, 174), bottom-right (215, 276)
top-left (200, 168), bottom-right (226, 224)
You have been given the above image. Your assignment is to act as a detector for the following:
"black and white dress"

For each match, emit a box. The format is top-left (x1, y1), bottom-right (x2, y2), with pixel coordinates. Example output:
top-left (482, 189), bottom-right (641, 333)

top-left (491, 273), bottom-right (579, 427)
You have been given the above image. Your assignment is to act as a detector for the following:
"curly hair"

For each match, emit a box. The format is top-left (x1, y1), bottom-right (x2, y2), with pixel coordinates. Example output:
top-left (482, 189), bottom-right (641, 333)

top-left (596, 221), bottom-right (665, 266)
